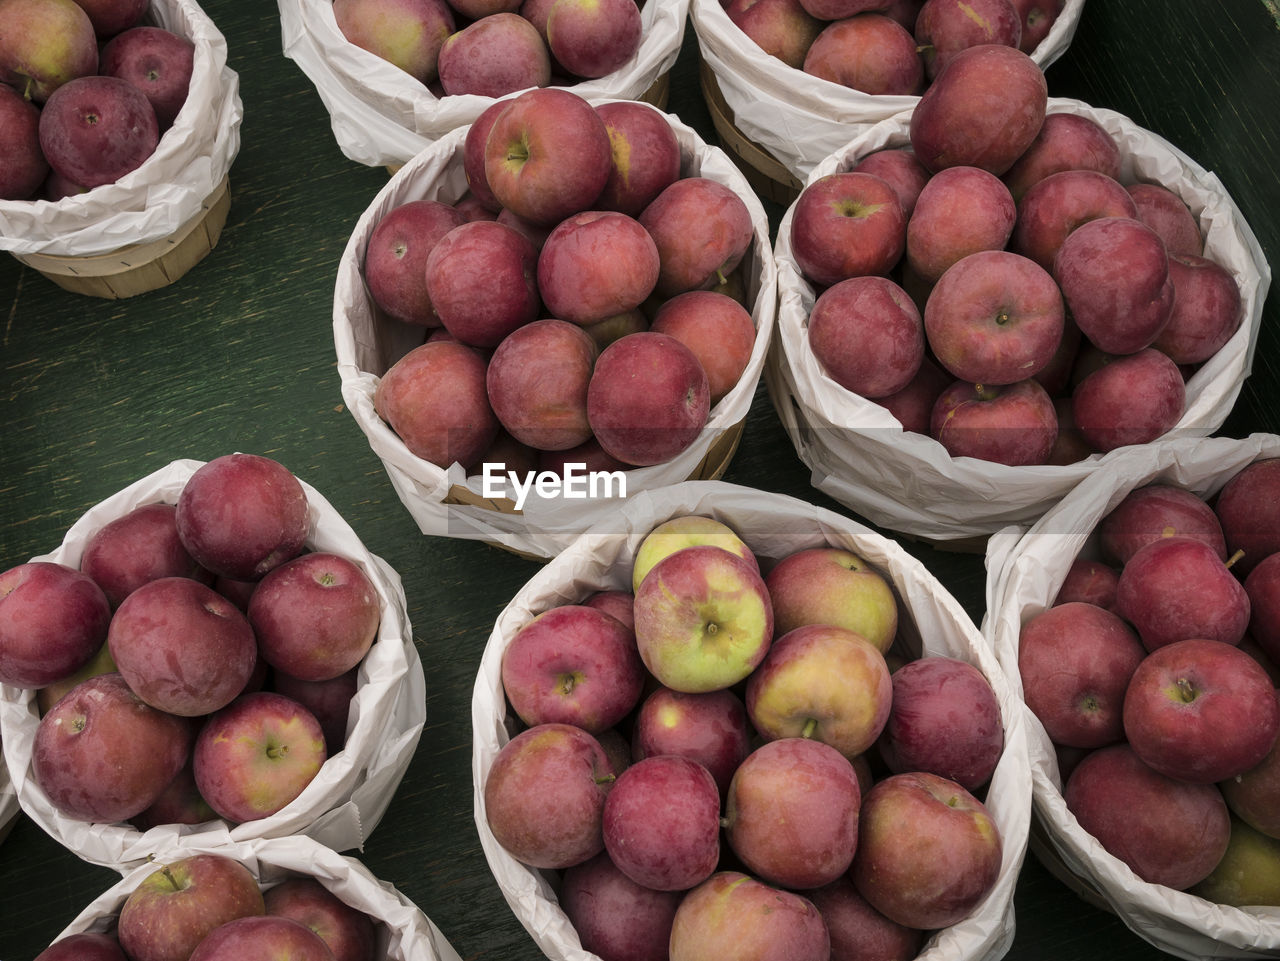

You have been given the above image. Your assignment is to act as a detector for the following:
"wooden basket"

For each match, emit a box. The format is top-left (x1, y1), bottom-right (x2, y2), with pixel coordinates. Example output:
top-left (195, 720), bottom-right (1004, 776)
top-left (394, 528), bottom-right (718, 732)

top-left (11, 175), bottom-right (231, 299)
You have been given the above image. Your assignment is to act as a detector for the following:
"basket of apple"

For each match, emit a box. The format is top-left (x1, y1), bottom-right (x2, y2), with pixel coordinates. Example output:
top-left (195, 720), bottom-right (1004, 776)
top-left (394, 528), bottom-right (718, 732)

top-left (29, 835), bottom-right (463, 961)
top-left (690, 0), bottom-right (1085, 201)
top-left (983, 432), bottom-right (1280, 958)
top-left (0, 0), bottom-right (242, 298)
top-left (333, 89), bottom-right (777, 560)
top-left (278, 0), bottom-right (687, 171)
top-left (766, 42), bottom-right (1270, 547)
top-left (470, 479), bottom-right (1032, 961)
top-left (0, 454), bottom-right (426, 872)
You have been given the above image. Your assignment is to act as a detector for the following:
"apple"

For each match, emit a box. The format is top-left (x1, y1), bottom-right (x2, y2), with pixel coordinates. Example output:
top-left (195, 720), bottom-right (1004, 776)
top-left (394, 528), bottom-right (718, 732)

top-left (725, 0), bottom-right (823, 70)
top-left (1152, 253), bottom-right (1243, 365)
top-left (546, 0), bottom-right (642, 79)
top-left (914, 0), bottom-right (1021, 80)
top-left (117, 853), bottom-right (266, 961)
top-left (806, 275), bottom-right (924, 399)
top-left (500, 604), bottom-right (645, 732)
top-left (80, 501), bottom-right (211, 609)
top-left (1063, 742), bottom-right (1230, 890)
top-left (802, 13), bottom-right (923, 95)
top-left (560, 851), bottom-right (683, 961)
top-left (270, 667), bottom-right (358, 755)
top-left (34, 933), bottom-right (128, 961)
top-left (193, 691), bottom-right (328, 823)
top-left (433, 11), bottom-right (546, 99)
top-left (1010, 168), bottom-right (1138, 271)
top-left (0, 0), bottom-right (98, 102)
top-left (0, 560), bottom-right (111, 688)
top-left (1122, 637), bottom-right (1278, 784)
top-left (36, 639), bottom-right (117, 714)
top-left (930, 377), bottom-right (1058, 466)
top-left (537, 210), bottom-right (660, 325)
top-left (648, 290), bottom-right (755, 406)
top-left (175, 453), bottom-right (310, 583)
top-left (1219, 689), bottom-right (1280, 839)
top-left (1127, 181), bottom-right (1204, 258)
top-left (593, 99), bottom-right (683, 217)
top-left (1215, 458), bottom-right (1280, 578)
top-left (1190, 816), bottom-right (1280, 907)
top-left (362, 200), bottom-right (466, 327)
top-left (583, 588), bottom-right (635, 630)
top-left (1002, 111), bottom-right (1122, 202)
top-left (1246, 554), bottom-right (1280, 665)
top-left (108, 576), bottom-right (257, 716)
top-left (745, 623), bottom-right (893, 757)
top-left (99, 25), bottom-right (195, 129)
top-left (805, 876), bottom-right (924, 961)
top-left (1008, 0), bottom-right (1062, 52)
top-left (586, 331), bottom-right (710, 467)
top-left (73, 0), bottom-right (146, 38)
top-left (38, 75), bottom-right (159, 188)
top-left (1053, 558), bottom-right (1119, 610)
top-left (187, 915), bottom-right (335, 961)
top-left (766, 546), bottom-right (898, 650)
top-left (1070, 347), bottom-right (1185, 453)
top-left (424, 219), bottom-right (541, 348)
top-left (668, 872), bottom-right (830, 961)
top-left (131, 759), bottom-right (217, 829)
top-left (630, 685), bottom-right (752, 797)
top-left (639, 176), bottom-right (755, 297)
top-left (0, 81), bottom-right (47, 199)
top-left (1018, 601), bottom-right (1145, 749)
top-left (797, 0), bottom-right (893, 18)
top-left (877, 355), bottom-right (950, 433)
top-left (851, 147), bottom-right (930, 218)
top-left (631, 514), bottom-right (758, 593)
top-left (632, 544), bottom-right (773, 693)
top-left (788, 171), bottom-right (906, 287)
top-left (264, 877), bottom-right (377, 961)
top-left (483, 721), bottom-right (617, 869)
top-left (907, 165), bottom-right (1018, 284)
top-left (852, 770), bottom-right (1002, 929)
top-left (1098, 483), bottom-right (1227, 567)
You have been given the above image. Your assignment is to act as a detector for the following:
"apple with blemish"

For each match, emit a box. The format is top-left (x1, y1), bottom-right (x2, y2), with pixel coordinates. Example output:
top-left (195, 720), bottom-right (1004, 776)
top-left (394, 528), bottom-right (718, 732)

top-left (630, 686), bottom-right (752, 797)
top-left (914, 0), bottom-right (1022, 80)
top-left (594, 99), bottom-right (683, 217)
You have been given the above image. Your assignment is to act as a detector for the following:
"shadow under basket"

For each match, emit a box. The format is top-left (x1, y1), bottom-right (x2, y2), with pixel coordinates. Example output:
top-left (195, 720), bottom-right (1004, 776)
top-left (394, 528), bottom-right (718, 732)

top-left (11, 175), bottom-right (232, 299)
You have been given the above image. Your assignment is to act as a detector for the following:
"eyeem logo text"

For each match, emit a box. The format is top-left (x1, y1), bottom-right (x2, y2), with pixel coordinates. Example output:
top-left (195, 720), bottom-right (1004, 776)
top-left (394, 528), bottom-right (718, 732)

top-left (481, 463), bottom-right (628, 511)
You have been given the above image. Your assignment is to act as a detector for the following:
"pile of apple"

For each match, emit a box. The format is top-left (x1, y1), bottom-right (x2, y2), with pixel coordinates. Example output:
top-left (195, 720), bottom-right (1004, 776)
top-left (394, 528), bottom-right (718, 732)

top-left (481, 514), bottom-right (1010, 960)
top-left (34, 851), bottom-right (379, 961)
top-left (331, 0), bottom-right (645, 98)
top-left (726, 0), bottom-right (1064, 95)
top-left (1017, 457), bottom-right (1280, 905)
top-left (0, 0), bottom-right (197, 201)
top-left (365, 87), bottom-right (758, 476)
top-left (788, 42), bottom-right (1243, 467)
top-left (0, 453), bottom-right (382, 832)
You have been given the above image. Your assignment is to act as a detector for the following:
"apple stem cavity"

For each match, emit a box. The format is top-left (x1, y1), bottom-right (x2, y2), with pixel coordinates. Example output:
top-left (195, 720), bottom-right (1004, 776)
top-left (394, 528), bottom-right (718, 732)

top-left (1175, 676), bottom-right (1198, 703)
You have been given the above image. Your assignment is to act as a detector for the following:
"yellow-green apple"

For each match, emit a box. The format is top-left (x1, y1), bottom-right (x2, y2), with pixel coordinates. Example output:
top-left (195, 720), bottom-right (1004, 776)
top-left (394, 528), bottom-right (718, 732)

top-left (914, 0), bottom-right (1021, 80)
top-left (586, 331), bottom-right (710, 466)
top-left (117, 854), bottom-right (265, 961)
top-left (546, 0), bottom-right (642, 79)
top-left (1216, 458), bottom-right (1280, 578)
top-left (807, 275), bottom-right (924, 399)
top-left (1070, 347), bottom-right (1185, 453)
top-left (877, 655), bottom-right (1004, 789)
top-left (108, 576), bottom-right (257, 716)
top-left (424, 220), bottom-right (541, 347)
top-left (38, 75), bottom-right (159, 188)
top-left (483, 721), bottom-right (617, 869)
top-left (1002, 112), bottom-right (1122, 202)
top-left (745, 624), bottom-right (892, 757)
top-left (1127, 181), bottom-right (1204, 258)
top-left (1009, 0), bottom-right (1062, 52)
top-left (99, 26), bottom-right (194, 129)
top-left (633, 544), bottom-right (773, 692)
top-left (931, 377), bottom-right (1058, 465)
top-left (188, 915), bottom-right (334, 961)
top-left (80, 502), bottom-right (211, 609)
top-left (500, 604), bottom-right (645, 733)
top-left (437, 12), bottom-right (551, 96)
top-left (1010, 168), bottom-right (1137, 271)
top-left (0, 0), bottom-right (97, 102)
top-left (1053, 558), bottom-right (1120, 610)
top-left (175, 453), bottom-right (310, 583)
top-left (669, 871), bottom-right (829, 961)
top-left (1115, 536), bottom-right (1250, 653)
top-left (852, 148), bottom-right (929, 218)
top-left (1122, 637), bottom-right (1278, 783)
top-left (803, 14), bottom-right (923, 94)
top-left (537, 210), bottom-right (660, 324)
top-left (0, 82), bottom-right (47, 199)
top-left (877, 355), bottom-right (950, 434)
top-left (1018, 601), bottom-right (1144, 749)
top-left (1063, 742), bottom-right (1230, 889)
top-left (851, 771), bottom-right (1002, 929)
top-left (37, 640), bottom-right (116, 714)
top-left (264, 878), bottom-right (377, 961)
top-left (34, 933), bottom-right (128, 961)
top-left (193, 691), bottom-right (327, 823)
top-left (1099, 483), bottom-right (1227, 566)
top-left (909, 167), bottom-right (1018, 284)
top-left (131, 759), bottom-right (217, 829)
top-left (271, 667), bottom-right (358, 755)
top-left (908, 43), bottom-right (1046, 175)
top-left (363, 200), bottom-right (466, 327)
top-left (560, 851), bottom-right (683, 961)
top-left (725, 0), bottom-right (822, 70)
top-left (723, 737), bottom-right (861, 889)
top-left (593, 99), bottom-right (682, 217)
top-left (602, 754), bottom-right (721, 890)
top-left (638, 176), bottom-right (754, 296)
top-left (1191, 815), bottom-right (1280, 906)
top-left (630, 686), bottom-right (752, 797)
top-left (1153, 253), bottom-right (1243, 365)
top-left (0, 560), bottom-right (110, 688)
top-left (649, 290), bottom-right (755, 405)
top-left (631, 514), bottom-right (758, 593)
top-left (485, 319), bottom-right (597, 451)
top-left (805, 876), bottom-right (924, 961)
top-left (788, 171), bottom-right (906, 287)
top-left (765, 546), bottom-right (898, 651)
top-left (332, 0), bottom-right (454, 87)
top-left (1219, 688), bottom-right (1280, 838)
top-left (375, 340), bottom-right (500, 470)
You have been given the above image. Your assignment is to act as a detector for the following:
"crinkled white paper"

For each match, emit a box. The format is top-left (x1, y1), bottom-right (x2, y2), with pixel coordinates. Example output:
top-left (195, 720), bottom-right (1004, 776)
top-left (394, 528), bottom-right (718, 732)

top-left (333, 107), bottom-right (778, 559)
top-left (767, 100), bottom-right (1271, 543)
top-left (0, 459), bottom-right (426, 873)
top-left (0, 0), bottom-right (243, 258)
top-left (43, 834), bottom-right (462, 961)
top-left (278, 0), bottom-right (689, 169)
top-left (470, 479), bottom-right (1032, 961)
top-left (690, 0), bottom-right (1086, 183)
top-left (983, 433), bottom-right (1280, 959)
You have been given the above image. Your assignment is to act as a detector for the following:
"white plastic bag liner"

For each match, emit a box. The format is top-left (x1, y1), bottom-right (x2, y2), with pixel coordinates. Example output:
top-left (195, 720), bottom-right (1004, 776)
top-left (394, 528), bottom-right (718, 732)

top-left (0, 0), bottom-right (242, 258)
top-left (983, 432), bottom-right (1280, 959)
top-left (0, 749), bottom-right (17, 842)
top-left (690, 0), bottom-right (1085, 184)
top-left (0, 459), bottom-right (426, 873)
top-left (768, 100), bottom-right (1271, 543)
top-left (334, 109), bottom-right (778, 560)
top-left (278, 0), bottom-right (689, 169)
top-left (43, 834), bottom-right (463, 961)
top-left (471, 479), bottom-right (1032, 961)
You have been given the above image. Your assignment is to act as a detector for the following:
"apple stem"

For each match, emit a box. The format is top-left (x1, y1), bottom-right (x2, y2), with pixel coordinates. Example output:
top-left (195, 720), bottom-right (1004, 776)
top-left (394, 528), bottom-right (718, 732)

top-left (267, 744), bottom-right (289, 760)
top-left (160, 867), bottom-right (182, 891)
top-left (801, 718), bottom-right (818, 739)
top-left (1176, 677), bottom-right (1197, 703)
top-left (1226, 548), bottom-right (1246, 570)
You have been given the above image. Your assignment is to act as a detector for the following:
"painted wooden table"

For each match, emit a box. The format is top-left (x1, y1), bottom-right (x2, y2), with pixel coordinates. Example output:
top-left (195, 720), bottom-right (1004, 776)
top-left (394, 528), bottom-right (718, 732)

top-left (1, 1), bottom-right (1277, 958)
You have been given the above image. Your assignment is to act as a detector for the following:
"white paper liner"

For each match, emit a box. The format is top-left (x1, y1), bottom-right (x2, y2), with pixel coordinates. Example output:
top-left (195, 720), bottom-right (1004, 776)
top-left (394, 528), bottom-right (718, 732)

top-left (333, 107), bottom-right (778, 560)
top-left (690, 0), bottom-right (1086, 184)
top-left (767, 99), bottom-right (1271, 543)
top-left (469, 479), bottom-right (1032, 961)
top-left (982, 432), bottom-right (1280, 959)
top-left (278, 0), bottom-right (689, 169)
top-left (41, 834), bottom-right (462, 961)
top-left (0, 0), bottom-right (242, 258)
top-left (0, 458), bottom-right (426, 873)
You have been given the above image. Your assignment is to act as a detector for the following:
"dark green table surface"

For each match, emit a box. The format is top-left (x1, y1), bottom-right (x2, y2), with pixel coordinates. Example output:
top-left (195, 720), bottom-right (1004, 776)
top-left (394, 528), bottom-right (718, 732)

top-left (2, 1), bottom-right (1278, 958)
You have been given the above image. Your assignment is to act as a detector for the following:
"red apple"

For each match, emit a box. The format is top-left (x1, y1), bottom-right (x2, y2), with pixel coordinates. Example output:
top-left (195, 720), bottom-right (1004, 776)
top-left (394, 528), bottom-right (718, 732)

top-left (99, 25), bottom-right (195, 129)
top-left (80, 501), bottom-right (211, 609)
top-left (788, 171), bottom-right (906, 287)
top-left (38, 74), bottom-right (158, 188)
top-left (593, 99), bottom-right (683, 217)
top-left (537, 209), bottom-right (660, 325)
top-left (725, 0), bottom-right (823, 70)
top-left (907, 165), bottom-right (1018, 284)
top-left (1215, 458), bottom-right (1280, 578)
top-left (1098, 483), bottom-right (1227, 566)
top-left (807, 275), bottom-right (924, 399)
top-left (1127, 181), bottom-right (1204, 258)
top-left (34, 933), bottom-right (128, 961)
top-left (131, 758), bottom-right (217, 829)
top-left (425, 219), bottom-right (541, 348)
top-left (668, 872), bottom-right (829, 961)
top-left (436, 12), bottom-right (549, 96)
top-left (264, 877), bottom-right (377, 961)
top-left (930, 378), bottom-right (1058, 466)
top-left (1053, 558), bottom-right (1120, 611)
top-left (630, 686), bottom-right (752, 798)
top-left (1008, 0), bottom-right (1062, 52)
top-left (914, 0), bottom-right (1021, 80)
top-left (1152, 252), bottom-right (1243, 365)
top-left (631, 514), bottom-right (758, 592)
top-left (0, 560), bottom-right (111, 688)
top-left (362, 199), bottom-right (466, 327)
top-left (1011, 168), bottom-right (1138, 271)
top-left (545, 0), bottom-right (642, 79)
top-left (851, 147), bottom-right (930, 218)
top-left (877, 355), bottom-right (950, 433)
top-left (639, 176), bottom-right (755, 297)
top-left (1002, 111), bottom-right (1122, 202)
top-left (805, 876), bottom-right (924, 961)
top-left (649, 289), bottom-right (755, 406)
top-left (1070, 348), bottom-right (1185, 453)
top-left (0, 80), bottom-right (47, 198)
top-left (332, 0), bottom-right (455, 86)
top-left (187, 915), bottom-right (335, 961)
top-left (765, 548), bottom-right (897, 652)
top-left (802, 13), bottom-right (923, 95)
top-left (560, 851), bottom-right (683, 961)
